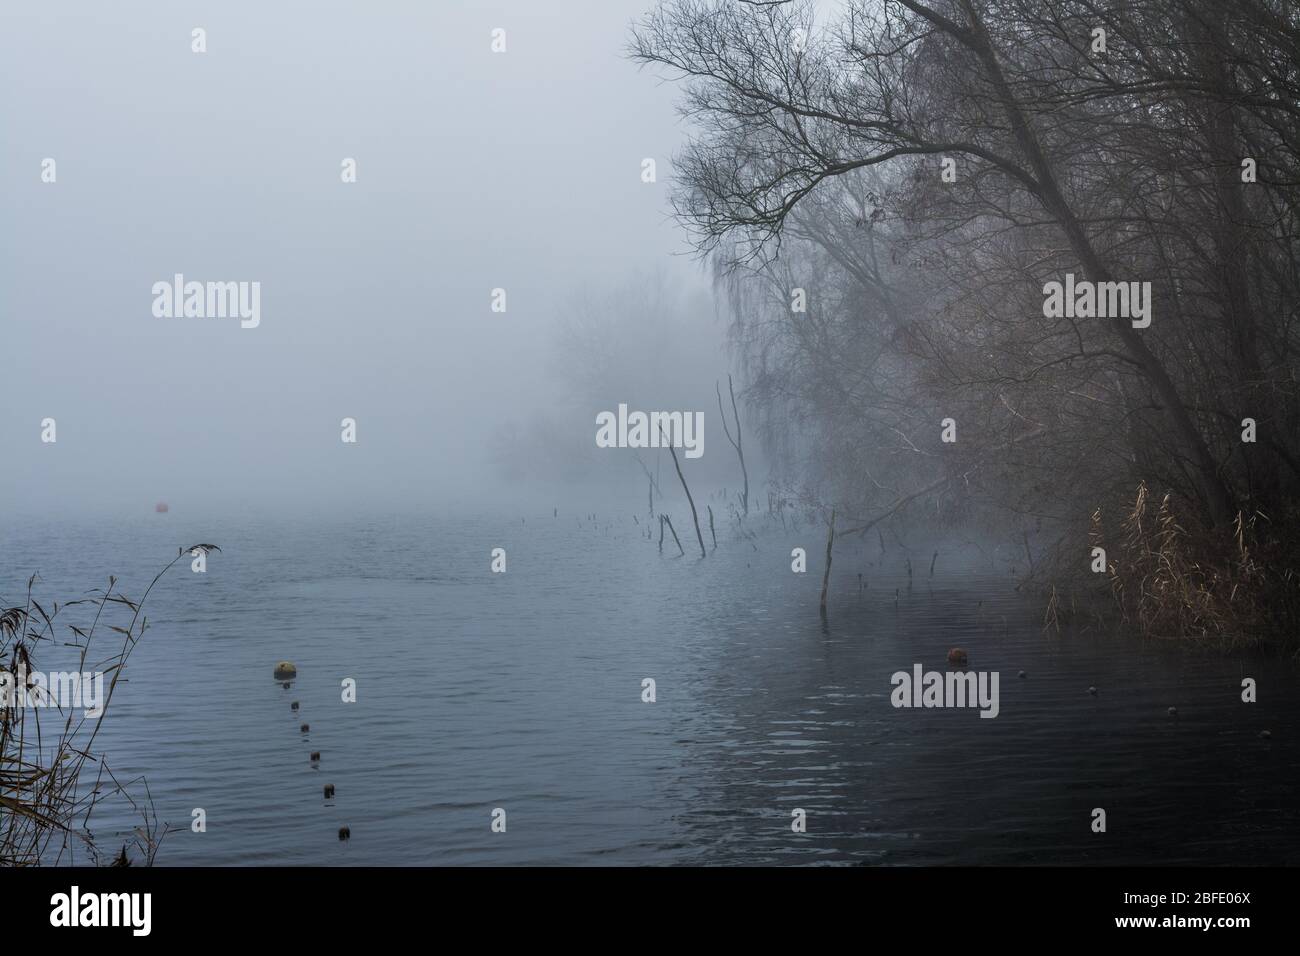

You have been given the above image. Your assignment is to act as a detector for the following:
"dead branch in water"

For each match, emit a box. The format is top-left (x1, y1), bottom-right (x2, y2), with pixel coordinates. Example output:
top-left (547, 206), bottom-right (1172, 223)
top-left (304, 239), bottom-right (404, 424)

top-left (819, 509), bottom-right (836, 621)
top-left (660, 425), bottom-right (706, 558)
top-left (662, 514), bottom-right (685, 556)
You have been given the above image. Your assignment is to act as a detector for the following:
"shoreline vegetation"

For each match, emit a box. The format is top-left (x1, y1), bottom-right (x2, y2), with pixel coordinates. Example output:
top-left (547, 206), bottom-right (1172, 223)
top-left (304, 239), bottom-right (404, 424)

top-left (654, 475), bottom-right (1298, 656)
top-left (1, 544), bottom-right (218, 867)
top-left (625, 0), bottom-right (1299, 652)
top-left (1093, 485), bottom-right (1298, 654)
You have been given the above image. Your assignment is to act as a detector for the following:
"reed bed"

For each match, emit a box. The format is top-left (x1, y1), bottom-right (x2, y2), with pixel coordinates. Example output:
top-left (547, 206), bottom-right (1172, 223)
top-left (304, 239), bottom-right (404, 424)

top-left (1092, 484), bottom-right (1298, 653)
top-left (1, 544), bottom-right (217, 866)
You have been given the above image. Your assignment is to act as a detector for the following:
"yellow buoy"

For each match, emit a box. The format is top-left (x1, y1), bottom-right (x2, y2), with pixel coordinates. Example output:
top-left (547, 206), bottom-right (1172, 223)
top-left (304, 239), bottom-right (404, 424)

top-left (273, 661), bottom-right (297, 679)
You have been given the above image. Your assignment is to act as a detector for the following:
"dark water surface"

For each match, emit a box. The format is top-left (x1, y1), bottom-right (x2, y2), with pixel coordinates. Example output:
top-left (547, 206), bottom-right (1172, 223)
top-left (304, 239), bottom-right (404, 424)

top-left (2, 510), bottom-right (1296, 865)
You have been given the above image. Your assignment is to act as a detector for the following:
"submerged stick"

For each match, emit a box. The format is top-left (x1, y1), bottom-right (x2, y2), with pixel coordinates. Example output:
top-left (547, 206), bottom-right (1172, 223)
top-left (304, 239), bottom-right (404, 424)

top-left (660, 425), bottom-right (706, 558)
top-left (707, 505), bottom-right (717, 549)
top-left (662, 514), bottom-right (685, 556)
top-left (819, 509), bottom-right (836, 621)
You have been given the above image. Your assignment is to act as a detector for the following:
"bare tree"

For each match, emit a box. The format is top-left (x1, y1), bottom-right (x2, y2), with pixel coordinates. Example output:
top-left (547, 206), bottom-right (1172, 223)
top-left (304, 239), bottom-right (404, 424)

top-left (632, 0), bottom-right (1300, 637)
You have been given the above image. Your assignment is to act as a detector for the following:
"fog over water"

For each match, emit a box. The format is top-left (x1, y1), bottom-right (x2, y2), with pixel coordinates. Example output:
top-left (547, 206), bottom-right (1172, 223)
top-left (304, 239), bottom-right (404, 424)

top-left (4, 1), bottom-right (1298, 872)
top-left (7, 515), bottom-right (1294, 865)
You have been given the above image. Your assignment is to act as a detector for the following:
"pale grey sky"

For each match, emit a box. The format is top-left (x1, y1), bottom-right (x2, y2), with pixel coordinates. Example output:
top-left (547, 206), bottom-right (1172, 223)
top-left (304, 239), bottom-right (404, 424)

top-left (1, 0), bottom-right (721, 516)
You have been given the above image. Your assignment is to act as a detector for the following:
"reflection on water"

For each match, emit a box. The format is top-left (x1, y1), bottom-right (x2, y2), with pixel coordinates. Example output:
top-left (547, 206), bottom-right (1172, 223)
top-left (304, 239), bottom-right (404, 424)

top-left (2, 511), bottom-right (1296, 865)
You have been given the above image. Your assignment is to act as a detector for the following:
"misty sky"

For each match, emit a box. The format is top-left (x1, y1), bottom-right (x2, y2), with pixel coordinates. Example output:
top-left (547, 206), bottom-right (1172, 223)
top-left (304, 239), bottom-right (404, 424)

top-left (1, 0), bottom-right (724, 515)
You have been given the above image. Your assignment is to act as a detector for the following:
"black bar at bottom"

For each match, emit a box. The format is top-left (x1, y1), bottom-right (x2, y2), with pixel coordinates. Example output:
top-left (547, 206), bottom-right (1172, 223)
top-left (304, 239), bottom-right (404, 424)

top-left (1, 865), bottom-right (1279, 941)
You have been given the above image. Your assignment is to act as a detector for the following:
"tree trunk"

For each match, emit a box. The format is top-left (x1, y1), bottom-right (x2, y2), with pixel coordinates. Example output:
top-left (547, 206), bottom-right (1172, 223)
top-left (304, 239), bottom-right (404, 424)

top-left (946, 0), bottom-right (1236, 525)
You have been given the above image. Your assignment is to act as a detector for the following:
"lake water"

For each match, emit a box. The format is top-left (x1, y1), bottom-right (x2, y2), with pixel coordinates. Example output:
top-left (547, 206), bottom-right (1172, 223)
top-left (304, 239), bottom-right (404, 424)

top-left (3, 508), bottom-right (1297, 865)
